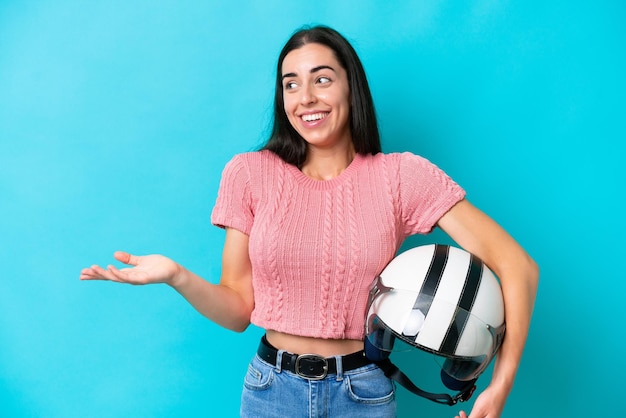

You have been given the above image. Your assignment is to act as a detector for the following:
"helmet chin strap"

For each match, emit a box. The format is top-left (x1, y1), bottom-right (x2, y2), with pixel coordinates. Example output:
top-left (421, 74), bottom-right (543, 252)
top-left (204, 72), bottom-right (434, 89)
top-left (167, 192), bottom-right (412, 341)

top-left (374, 357), bottom-right (477, 406)
top-left (364, 323), bottom-right (477, 405)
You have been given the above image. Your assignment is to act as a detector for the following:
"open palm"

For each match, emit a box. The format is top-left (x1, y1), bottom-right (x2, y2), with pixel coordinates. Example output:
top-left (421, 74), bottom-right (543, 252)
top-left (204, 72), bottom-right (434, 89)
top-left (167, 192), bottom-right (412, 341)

top-left (79, 251), bottom-right (180, 286)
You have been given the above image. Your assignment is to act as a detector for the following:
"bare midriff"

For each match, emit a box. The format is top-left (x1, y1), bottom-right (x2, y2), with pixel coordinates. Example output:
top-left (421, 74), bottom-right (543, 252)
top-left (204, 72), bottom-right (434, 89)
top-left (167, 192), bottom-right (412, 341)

top-left (266, 330), bottom-right (364, 358)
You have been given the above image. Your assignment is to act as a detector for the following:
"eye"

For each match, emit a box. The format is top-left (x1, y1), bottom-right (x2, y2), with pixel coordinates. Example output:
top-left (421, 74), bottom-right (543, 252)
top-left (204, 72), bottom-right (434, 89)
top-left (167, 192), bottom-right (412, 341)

top-left (317, 76), bottom-right (331, 85)
top-left (284, 80), bottom-right (298, 90)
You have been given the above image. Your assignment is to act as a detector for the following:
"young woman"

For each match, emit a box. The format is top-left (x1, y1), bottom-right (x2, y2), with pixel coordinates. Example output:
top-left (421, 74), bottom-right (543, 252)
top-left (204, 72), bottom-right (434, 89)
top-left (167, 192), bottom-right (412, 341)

top-left (80, 26), bottom-right (539, 418)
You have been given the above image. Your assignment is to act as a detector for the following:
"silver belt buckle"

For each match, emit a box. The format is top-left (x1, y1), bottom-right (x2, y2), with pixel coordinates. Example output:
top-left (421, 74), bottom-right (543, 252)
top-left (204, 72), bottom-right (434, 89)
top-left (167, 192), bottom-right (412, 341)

top-left (295, 354), bottom-right (328, 380)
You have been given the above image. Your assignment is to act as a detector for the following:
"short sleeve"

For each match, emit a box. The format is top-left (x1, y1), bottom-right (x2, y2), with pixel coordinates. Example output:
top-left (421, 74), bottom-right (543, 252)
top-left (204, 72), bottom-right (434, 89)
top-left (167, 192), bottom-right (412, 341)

top-left (399, 152), bottom-right (466, 235)
top-left (211, 155), bottom-right (254, 235)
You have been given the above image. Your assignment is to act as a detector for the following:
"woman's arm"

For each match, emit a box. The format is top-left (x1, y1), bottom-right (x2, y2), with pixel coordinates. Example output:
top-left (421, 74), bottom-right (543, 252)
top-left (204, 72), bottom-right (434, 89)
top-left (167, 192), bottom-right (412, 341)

top-left (79, 227), bottom-right (254, 332)
top-left (437, 199), bottom-right (539, 418)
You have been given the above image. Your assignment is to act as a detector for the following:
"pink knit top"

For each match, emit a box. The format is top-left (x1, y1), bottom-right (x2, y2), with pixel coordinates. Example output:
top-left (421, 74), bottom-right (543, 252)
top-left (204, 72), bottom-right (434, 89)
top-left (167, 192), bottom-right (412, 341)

top-left (211, 150), bottom-right (465, 340)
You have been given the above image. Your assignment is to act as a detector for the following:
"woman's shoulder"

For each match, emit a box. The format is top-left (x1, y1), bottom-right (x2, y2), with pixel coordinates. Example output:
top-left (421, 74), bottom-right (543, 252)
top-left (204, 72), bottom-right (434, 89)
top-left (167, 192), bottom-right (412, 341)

top-left (224, 149), bottom-right (284, 172)
top-left (366, 152), bottom-right (451, 185)
top-left (229, 149), bottom-right (284, 165)
top-left (368, 151), bottom-right (430, 168)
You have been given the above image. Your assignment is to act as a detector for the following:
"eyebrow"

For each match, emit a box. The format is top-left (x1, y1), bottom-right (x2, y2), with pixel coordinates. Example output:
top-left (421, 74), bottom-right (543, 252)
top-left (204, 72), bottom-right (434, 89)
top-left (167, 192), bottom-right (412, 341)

top-left (281, 65), bottom-right (336, 80)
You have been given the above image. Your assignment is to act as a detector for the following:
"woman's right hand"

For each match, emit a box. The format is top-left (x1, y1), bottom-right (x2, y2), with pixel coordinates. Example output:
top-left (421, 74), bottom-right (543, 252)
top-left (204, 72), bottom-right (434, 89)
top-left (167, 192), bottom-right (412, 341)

top-left (80, 229), bottom-right (254, 332)
top-left (79, 251), bottom-right (181, 286)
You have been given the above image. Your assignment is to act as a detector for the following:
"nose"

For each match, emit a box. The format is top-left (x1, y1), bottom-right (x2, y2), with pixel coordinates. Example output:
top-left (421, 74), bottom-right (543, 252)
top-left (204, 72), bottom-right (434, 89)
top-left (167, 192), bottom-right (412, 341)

top-left (300, 84), bottom-right (317, 105)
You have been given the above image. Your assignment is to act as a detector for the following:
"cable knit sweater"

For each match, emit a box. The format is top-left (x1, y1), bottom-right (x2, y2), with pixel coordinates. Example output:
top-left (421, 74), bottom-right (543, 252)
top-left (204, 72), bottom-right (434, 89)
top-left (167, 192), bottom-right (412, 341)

top-left (211, 150), bottom-right (465, 340)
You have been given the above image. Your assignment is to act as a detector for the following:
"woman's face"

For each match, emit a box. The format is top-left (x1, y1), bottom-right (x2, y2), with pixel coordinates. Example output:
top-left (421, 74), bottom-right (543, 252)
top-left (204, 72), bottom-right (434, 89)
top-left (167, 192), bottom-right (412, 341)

top-left (281, 43), bottom-right (351, 151)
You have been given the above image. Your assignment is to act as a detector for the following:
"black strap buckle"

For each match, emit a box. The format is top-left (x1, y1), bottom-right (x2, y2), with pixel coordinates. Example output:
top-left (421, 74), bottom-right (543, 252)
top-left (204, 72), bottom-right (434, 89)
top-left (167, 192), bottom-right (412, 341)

top-left (456, 383), bottom-right (476, 403)
top-left (295, 354), bottom-right (329, 380)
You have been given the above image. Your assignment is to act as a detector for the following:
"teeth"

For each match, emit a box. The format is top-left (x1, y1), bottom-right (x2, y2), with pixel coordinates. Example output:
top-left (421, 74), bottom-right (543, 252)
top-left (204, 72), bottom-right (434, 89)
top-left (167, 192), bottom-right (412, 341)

top-left (302, 112), bottom-right (327, 122)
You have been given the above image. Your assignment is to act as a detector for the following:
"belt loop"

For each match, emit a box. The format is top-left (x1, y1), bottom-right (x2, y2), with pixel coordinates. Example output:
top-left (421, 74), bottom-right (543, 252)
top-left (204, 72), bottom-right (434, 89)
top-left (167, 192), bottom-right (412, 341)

top-left (335, 355), bottom-right (344, 381)
top-left (275, 350), bottom-right (284, 373)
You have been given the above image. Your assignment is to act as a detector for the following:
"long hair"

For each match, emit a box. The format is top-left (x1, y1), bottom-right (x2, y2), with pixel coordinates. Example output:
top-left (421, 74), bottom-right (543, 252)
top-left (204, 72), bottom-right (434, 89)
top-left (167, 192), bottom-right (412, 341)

top-left (262, 26), bottom-right (381, 167)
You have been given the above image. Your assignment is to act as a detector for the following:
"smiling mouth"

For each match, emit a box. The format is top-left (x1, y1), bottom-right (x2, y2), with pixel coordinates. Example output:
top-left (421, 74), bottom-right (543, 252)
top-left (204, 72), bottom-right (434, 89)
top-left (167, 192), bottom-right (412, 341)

top-left (301, 112), bottom-right (329, 122)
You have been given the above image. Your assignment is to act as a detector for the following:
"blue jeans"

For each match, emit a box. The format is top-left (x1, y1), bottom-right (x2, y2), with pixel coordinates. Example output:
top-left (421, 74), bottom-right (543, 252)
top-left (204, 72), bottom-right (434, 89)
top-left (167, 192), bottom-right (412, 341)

top-left (240, 353), bottom-right (397, 417)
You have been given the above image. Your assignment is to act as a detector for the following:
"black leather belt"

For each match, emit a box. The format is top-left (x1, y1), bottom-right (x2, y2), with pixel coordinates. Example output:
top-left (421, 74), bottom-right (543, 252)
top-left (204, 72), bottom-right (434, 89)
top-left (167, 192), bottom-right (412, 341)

top-left (257, 335), bottom-right (372, 380)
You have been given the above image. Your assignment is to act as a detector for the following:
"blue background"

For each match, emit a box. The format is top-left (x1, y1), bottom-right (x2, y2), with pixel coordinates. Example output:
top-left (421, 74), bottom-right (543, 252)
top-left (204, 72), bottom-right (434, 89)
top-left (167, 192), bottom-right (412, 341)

top-left (1, 1), bottom-right (624, 417)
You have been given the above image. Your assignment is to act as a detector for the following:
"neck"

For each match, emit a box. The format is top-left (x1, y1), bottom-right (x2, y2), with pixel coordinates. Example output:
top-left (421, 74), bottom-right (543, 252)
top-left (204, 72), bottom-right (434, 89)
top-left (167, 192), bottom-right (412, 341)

top-left (301, 145), bottom-right (356, 181)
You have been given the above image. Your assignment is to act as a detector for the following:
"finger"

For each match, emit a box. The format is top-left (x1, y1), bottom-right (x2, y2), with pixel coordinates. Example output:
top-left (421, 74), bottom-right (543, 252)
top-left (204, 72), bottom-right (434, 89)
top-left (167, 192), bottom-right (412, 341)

top-left (79, 267), bottom-right (99, 280)
top-left (79, 265), bottom-right (108, 280)
top-left (80, 271), bottom-right (105, 281)
top-left (90, 264), bottom-right (126, 282)
top-left (80, 267), bottom-right (114, 282)
top-left (113, 251), bottom-right (141, 266)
